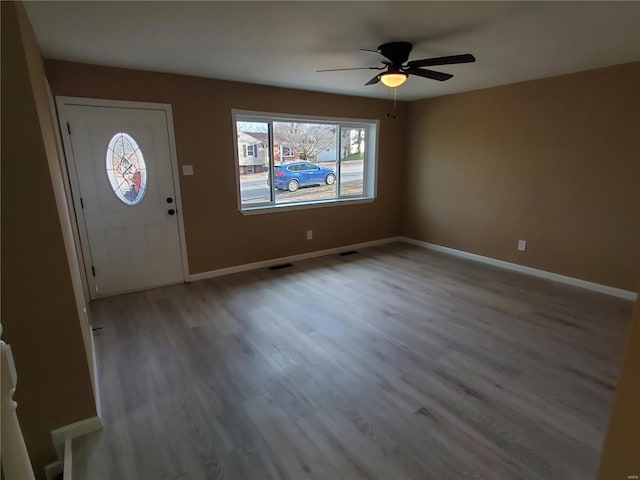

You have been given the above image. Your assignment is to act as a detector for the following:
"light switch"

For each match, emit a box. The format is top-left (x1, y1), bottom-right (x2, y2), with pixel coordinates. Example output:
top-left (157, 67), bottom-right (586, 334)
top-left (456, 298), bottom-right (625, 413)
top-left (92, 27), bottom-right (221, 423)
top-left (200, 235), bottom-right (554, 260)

top-left (182, 165), bottom-right (194, 176)
top-left (517, 240), bottom-right (527, 251)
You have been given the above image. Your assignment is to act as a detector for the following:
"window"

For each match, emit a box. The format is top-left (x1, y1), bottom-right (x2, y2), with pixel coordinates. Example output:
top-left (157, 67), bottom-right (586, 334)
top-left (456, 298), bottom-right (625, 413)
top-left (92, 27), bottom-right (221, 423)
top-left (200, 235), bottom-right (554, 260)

top-left (246, 144), bottom-right (257, 157)
top-left (234, 111), bottom-right (377, 212)
top-left (281, 145), bottom-right (294, 157)
top-left (106, 132), bottom-right (147, 205)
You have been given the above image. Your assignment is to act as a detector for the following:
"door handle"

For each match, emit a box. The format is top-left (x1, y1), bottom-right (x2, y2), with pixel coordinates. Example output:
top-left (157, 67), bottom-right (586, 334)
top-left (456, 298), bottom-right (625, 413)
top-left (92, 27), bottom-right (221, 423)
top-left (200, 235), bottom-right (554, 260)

top-left (168, 209), bottom-right (176, 215)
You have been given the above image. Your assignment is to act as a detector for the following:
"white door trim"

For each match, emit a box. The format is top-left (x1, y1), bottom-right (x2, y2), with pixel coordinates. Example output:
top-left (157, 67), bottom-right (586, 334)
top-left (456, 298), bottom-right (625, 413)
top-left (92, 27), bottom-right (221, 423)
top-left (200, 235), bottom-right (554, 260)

top-left (55, 96), bottom-right (189, 299)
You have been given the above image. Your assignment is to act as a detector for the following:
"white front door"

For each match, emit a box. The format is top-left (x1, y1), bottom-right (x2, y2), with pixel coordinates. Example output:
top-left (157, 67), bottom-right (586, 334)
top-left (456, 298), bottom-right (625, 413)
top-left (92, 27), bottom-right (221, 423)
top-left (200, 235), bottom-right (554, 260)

top-left (60, 101), bottom-right (185, 297)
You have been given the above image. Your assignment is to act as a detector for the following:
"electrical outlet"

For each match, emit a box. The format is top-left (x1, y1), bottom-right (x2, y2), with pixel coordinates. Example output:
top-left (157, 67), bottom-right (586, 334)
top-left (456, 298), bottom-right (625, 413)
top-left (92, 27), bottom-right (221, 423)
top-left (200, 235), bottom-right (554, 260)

top-left (182, 165), bottom-right (194, 176)
top-left (306, 230), bottom-right (313, 240)
top-left (517, 240), bottom-right (527, 251)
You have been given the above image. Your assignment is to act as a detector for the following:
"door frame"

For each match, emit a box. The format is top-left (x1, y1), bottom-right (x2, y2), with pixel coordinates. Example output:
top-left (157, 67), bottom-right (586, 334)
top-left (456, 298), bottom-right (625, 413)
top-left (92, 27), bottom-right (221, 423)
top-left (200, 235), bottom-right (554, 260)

top-left (55, 96), bottom-right (189, 299)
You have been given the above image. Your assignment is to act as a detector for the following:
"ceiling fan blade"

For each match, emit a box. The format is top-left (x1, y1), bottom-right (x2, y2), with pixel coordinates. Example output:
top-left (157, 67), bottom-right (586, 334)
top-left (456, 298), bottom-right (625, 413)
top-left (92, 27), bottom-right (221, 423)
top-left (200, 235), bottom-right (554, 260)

top-left (317, 66), bottom-right (383, 72)
top-left (404, 67), bottom-right (453, 82)
top-left (360, 48), bottom-right (393, 63)
top-left (365, 74), bottom-right (381, 86)
top-left (407, 54), bottom-right (475, 68)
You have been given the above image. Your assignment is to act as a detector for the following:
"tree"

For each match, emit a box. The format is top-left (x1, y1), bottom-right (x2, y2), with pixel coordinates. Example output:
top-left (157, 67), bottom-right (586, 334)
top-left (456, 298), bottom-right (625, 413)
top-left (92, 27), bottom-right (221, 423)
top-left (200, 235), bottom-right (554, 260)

top-left (237, 121), bottom-right (267, 133)
top-left (351, 128), bottom-right (365, 155)
top-left (274, 122), bottom-right (335, 161)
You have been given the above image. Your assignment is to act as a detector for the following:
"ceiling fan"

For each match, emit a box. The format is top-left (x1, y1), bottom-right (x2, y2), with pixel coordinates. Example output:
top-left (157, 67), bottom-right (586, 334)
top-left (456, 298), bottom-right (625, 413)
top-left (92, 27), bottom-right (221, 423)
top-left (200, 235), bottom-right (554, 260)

top-left (317, 42), bottom-right (475, 88)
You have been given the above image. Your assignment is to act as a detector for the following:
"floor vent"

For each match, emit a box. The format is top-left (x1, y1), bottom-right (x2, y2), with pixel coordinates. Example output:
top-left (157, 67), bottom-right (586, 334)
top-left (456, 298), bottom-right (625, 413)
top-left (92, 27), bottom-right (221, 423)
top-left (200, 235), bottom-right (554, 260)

top-left (338, 250), bottom-right (359, 256)
top-left (269, 263), bottom-right (294, 270)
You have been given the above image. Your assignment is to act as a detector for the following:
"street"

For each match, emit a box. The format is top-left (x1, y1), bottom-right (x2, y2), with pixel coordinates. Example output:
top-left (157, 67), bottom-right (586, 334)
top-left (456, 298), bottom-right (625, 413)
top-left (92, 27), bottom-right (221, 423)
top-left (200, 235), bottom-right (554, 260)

top-left (240, 161), bottom-right (363, 202)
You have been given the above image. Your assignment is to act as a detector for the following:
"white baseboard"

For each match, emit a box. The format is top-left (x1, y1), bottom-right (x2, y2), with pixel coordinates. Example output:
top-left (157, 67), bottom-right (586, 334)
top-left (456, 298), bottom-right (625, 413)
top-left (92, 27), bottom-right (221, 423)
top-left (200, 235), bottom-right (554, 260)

top-left (185, 235), bottom-right (636, 301)
top-left (51, 416), bottom-right (102, 460)
top-left (187, 237), bottom-right (402, 282)
top-left (399, 236), bottom-right (637, 301)
top-left (64, 438), bottom-right (73, 480)
top-left (90, 332), bottom-right (101, 418)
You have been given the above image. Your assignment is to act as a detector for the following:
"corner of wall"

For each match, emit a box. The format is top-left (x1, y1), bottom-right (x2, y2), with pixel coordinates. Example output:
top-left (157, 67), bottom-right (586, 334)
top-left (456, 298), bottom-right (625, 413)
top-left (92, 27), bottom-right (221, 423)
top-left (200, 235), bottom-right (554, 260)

top-left (1, 2), bottom-right (98, 476)
top-left (597, 292), bottom-right (640, 478)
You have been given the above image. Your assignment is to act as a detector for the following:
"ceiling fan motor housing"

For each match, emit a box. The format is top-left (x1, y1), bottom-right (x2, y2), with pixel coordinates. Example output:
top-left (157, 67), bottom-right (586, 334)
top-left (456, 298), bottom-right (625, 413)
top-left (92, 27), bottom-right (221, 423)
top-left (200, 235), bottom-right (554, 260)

top-left (377, 42), bottom-right (413, 65)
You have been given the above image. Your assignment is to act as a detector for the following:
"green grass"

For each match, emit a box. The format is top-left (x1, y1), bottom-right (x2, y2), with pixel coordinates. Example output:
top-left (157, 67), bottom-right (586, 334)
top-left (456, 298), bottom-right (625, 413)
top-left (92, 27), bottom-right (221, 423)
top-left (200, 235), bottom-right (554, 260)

top-left (342, 152), bottom-right (364, 162)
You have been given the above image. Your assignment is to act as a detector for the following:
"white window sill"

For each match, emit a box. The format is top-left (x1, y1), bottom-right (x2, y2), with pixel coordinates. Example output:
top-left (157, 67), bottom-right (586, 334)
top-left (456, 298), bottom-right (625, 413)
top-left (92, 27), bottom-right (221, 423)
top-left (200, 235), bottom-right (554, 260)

top-left (240, 197), bottom-right (374, 215)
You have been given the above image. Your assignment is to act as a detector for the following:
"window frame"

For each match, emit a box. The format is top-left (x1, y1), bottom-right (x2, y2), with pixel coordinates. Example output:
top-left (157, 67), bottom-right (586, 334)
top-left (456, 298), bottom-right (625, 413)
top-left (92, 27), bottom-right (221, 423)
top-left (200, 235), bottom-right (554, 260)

top-left (232, 109), bottom-right (379, 215)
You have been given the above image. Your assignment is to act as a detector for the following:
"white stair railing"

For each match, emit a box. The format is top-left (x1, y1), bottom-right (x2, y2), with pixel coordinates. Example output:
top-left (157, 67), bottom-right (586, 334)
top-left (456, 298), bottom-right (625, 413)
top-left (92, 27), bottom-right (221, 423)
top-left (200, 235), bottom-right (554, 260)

top-left (1, 323), bottom-right (36, 480)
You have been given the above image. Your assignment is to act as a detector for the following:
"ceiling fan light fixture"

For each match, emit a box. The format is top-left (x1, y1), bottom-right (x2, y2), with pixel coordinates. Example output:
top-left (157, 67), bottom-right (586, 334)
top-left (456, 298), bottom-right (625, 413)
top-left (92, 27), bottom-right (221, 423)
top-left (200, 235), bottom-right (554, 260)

top-left (380, 72), bottom-right (408, 88)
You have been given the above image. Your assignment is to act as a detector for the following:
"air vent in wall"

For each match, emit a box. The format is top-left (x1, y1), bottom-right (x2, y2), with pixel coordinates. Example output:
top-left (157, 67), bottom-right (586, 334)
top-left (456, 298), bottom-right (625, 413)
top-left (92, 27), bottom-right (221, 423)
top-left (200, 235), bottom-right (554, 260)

top-left (269, 263), bottom-right (294, 271)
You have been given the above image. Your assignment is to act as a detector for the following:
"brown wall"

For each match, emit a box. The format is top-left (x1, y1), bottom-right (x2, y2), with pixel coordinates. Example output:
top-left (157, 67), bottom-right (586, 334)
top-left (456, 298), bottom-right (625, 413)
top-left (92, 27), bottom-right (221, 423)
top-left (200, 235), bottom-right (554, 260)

top-left (1, 3), bottom-right (97, 476)
top-left (45, 60), bottom-right (408, 275)
top-left (7, 15), bottom-right (638, 475)
top-left (404, 63), bottom-right (640, 291)
top-left (598, 291), bottom-right (640, 478)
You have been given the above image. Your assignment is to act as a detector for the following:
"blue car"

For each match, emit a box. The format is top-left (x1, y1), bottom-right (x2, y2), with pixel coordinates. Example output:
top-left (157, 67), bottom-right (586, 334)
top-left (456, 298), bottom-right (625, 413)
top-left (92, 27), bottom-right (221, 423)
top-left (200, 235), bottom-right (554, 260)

top-left (272, 161), bottom-right (336, 192)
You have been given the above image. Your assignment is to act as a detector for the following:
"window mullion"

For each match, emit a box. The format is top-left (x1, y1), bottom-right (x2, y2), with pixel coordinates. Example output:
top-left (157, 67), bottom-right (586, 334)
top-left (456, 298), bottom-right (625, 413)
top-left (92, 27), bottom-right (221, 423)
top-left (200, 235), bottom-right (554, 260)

top-left (268, 121), bottom-right (275, 205)
top-left (336, 124), bottom-right (342, 198)
top-left (362, 126), bottom-right (368, 197)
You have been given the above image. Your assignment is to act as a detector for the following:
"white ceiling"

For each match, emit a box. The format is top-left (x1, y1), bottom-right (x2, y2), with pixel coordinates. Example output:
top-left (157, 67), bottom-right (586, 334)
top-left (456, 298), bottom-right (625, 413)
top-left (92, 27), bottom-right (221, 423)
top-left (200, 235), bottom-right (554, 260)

top-left (25, 1), bottom-right (640, 101)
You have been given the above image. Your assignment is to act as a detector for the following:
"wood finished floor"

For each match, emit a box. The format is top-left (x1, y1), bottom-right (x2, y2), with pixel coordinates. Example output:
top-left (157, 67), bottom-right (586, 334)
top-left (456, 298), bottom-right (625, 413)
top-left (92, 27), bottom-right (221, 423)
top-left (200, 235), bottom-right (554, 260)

top-left (74, 243), bottom-right (633, 480)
